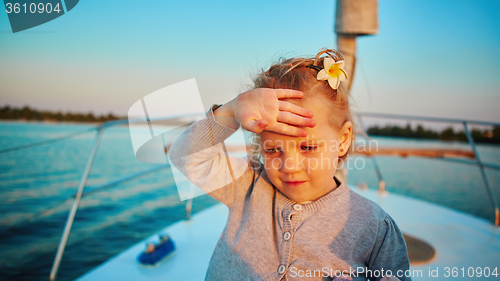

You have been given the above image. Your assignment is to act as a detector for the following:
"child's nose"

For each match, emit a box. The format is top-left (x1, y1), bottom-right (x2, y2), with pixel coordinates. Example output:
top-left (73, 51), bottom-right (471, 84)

top-left (280, 153), bottom-right (304, 173)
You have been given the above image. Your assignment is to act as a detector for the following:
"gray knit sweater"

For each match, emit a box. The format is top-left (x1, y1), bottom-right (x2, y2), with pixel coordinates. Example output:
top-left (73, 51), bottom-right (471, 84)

top-left (169, 107), bottom-right (411, 281)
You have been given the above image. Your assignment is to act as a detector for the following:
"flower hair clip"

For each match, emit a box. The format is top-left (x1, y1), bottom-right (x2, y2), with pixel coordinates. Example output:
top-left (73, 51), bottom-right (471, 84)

top-left (307, 57), bottom-right (348, 90)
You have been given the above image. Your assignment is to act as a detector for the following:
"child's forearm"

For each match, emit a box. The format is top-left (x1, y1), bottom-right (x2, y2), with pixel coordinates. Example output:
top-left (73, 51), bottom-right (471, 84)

top-left (213, 98), bottom-right (240, 129)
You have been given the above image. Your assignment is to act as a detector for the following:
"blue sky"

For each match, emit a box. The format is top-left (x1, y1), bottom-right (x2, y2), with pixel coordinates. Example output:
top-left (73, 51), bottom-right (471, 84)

top-left (0, 0), bottom-right (499, 123)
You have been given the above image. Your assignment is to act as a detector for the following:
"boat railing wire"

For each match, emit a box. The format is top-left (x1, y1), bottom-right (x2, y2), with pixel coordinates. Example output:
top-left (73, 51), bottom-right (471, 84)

top-left (1, 112), bottom-right (499, 281)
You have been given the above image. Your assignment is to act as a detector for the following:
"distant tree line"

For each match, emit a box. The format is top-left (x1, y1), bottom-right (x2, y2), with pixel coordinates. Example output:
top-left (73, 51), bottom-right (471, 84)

top-left (367, 124), bottom-right (500, 144)
top-left (0, 105), bottom-right (125, 123)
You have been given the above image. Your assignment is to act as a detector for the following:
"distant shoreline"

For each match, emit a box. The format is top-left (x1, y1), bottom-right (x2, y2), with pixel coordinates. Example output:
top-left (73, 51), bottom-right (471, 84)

top-left (0, 119), bottom-right (105, 126)
top-left (0, 105), bottom-right (125, 123)
top-left (366, 124), bottom-right (500, 145)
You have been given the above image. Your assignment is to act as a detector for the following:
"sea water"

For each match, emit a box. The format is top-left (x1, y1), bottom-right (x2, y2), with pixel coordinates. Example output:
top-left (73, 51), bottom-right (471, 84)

top-left (0, 122), bottom-right (499, 281)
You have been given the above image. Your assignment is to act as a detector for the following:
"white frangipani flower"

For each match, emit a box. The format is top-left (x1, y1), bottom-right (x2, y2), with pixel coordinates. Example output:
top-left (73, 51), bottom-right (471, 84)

top-left (316, 58), bottom-right (348, 90)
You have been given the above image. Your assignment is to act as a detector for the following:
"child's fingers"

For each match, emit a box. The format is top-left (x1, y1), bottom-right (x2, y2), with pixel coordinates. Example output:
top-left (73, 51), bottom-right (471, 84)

top-left (241, 119), bottom-right (268, 133)
top-left (278, 101), bottom-right (314, 118)
top-left (277, 112), bottom-right (316, 127)
top-left (271, 123), bottom-right (308, 137)
top-left (275, 89), bottom-right (304, 99)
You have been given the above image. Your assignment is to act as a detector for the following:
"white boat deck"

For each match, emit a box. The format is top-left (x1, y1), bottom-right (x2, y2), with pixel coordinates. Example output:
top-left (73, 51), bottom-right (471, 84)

top-left (76, 186), bottom-right (500, 281)
top-left (76, 203), bottom-right (229, 281)
top-left (356, 189), bottom-right (500, 280)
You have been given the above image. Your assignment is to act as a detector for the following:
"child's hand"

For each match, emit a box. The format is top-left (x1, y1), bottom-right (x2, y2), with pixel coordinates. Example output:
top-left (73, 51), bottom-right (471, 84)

top-left (214, 88), bottom-right (315, 137)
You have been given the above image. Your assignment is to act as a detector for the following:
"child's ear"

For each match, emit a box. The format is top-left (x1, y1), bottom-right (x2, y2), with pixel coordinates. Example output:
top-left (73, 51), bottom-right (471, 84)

top-left (338, 121), bottom-right (353, 157)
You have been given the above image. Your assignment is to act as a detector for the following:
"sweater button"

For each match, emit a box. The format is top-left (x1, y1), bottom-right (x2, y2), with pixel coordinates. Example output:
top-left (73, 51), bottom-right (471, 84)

top-left (283, 231), bottom-right (291, 241)
top-left (293, 204), bottom-right (303, 211)
top-left (278, 265), bottom-right (286, 274)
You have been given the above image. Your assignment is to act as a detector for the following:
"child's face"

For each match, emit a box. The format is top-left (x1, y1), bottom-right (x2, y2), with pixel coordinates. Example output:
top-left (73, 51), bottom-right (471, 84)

top-left (259, 98), bottom-right (351, 203)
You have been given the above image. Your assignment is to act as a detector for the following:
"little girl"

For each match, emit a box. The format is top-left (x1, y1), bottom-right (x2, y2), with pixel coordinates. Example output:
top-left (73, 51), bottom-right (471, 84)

top-left (169, 49), bottom-right (411, 281)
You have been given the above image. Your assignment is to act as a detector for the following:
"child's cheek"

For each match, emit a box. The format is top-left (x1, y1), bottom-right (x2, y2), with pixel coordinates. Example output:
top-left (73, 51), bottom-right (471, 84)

top-left (264, 167), bottom-right (282, 189)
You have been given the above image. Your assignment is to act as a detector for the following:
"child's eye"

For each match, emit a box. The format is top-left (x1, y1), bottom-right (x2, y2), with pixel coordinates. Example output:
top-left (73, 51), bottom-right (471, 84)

top-left (264, 148), bottom-right (280, 154)
top-left (301, 146), bottom-right (316, 152)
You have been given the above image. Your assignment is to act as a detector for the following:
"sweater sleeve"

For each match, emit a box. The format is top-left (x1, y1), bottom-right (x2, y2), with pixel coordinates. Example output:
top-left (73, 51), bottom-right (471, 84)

top-left (367, 214), bottom-right (412, 281)
top-left (168, 105), bottom-right (256, 207)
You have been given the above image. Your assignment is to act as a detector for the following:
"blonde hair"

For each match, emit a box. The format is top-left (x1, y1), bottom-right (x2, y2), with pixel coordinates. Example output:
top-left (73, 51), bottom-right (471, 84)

top-left (248, 48), bottom-right (355, 168)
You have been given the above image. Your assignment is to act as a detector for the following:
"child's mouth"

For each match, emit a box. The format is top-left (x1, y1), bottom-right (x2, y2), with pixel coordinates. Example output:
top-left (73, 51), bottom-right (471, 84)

top-left (284, 181), bottom-right (307, 187)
